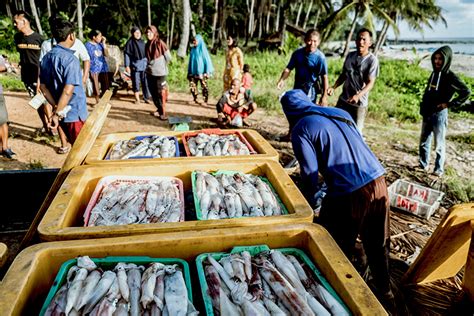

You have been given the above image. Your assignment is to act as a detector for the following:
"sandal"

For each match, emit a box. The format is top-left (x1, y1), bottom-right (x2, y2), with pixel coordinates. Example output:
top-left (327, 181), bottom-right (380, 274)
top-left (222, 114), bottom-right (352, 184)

top-left (159, 114), bottom-right (168, 121)
top-left (151, 111), bottom-right (161, 117)
top-left (57, 146), bottom-right (70, 154)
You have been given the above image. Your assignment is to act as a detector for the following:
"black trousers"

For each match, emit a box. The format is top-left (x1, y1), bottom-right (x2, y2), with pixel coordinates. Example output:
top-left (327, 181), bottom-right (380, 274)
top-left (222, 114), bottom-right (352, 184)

top-left (147, 74), bottom-right (166, 115)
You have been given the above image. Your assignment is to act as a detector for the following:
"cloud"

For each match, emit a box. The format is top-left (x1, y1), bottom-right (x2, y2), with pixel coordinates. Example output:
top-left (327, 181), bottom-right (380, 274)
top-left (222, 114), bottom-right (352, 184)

top-left (386, 0), bottom-right (474, 38)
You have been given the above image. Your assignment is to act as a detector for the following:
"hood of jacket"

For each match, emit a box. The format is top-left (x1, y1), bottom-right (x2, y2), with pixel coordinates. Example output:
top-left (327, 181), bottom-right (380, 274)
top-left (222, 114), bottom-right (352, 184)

top-left (431, 45), bottom-right (452, 74)
top-left (280, 89), bottom-right (319, 128)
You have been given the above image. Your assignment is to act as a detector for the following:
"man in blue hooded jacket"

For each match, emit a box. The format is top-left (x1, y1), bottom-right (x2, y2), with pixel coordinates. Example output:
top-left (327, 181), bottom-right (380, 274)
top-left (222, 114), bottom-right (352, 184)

top-left (280, 89), bottom-right (394, 307)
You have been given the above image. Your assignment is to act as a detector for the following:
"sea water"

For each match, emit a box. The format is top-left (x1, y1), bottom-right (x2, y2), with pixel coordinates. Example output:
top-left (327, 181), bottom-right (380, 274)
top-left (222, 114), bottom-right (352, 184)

top-left (386, 38), bottom-right (474, 55)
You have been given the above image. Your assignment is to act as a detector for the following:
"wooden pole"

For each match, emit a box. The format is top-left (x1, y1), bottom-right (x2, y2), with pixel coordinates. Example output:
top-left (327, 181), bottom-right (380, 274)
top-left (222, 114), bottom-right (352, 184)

top-left (19, 90), bottom-right (113, 250)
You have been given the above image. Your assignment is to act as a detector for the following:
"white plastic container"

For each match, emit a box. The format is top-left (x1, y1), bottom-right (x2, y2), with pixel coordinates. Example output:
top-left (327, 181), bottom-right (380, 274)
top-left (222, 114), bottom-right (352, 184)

top-left (388, 179), bottom-right (444, 219)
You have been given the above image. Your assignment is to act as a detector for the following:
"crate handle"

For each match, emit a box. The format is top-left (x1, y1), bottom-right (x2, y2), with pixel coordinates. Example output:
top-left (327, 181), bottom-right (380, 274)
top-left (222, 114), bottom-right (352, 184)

top-left (230, 245), bottom-right (271, 256)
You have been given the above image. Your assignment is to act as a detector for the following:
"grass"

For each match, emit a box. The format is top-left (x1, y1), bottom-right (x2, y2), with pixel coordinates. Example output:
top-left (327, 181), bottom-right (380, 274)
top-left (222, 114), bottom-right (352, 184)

top-left (27, 160), bottom-right (45, 169)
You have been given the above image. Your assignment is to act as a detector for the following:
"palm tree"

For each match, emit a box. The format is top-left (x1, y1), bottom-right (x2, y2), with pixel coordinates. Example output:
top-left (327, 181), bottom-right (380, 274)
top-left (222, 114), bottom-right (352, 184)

top-left (29, 0), bottom-right (43, 35)
top-left (319, 0), bottom-right (394, 56)
top-left (374, 0), bottom-right (446, 55)
top-left (177, 0), bottom-right (191, 58)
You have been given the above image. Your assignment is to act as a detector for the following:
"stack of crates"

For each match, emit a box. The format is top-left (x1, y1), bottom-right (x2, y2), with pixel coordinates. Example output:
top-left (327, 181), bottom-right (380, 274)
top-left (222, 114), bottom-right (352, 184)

top-left (0, 128), bottom-right (388, 315)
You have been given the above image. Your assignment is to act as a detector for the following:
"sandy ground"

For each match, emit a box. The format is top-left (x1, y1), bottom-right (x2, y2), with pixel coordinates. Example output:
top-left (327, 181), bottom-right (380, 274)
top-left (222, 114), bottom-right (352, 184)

top-left (0, 90), bottom-right (290, 169)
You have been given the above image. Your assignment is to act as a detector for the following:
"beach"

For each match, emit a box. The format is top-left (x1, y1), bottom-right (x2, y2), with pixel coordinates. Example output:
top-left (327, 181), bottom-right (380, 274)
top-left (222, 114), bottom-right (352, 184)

top-left (324, 41), bottom-right (474, 78)
top-left (378, 48), bottom-right (474, 78)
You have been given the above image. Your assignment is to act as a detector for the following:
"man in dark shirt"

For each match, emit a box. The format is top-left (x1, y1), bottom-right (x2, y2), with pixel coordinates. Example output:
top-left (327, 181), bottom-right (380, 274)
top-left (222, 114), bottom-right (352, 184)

top-left (13, 11), bottom-right (49, 132)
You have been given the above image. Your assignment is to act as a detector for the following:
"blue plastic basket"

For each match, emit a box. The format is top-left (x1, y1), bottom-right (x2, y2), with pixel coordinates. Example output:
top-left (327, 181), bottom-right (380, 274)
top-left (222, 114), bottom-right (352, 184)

top-left (105, 135), bottom-right (180, 160)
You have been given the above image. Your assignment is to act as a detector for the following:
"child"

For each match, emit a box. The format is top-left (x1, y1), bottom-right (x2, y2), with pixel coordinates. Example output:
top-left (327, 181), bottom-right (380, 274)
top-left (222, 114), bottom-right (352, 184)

top-left (419, 45), bottom-right (470, 176)
top-left (241, 64), bottom-right (253, 97)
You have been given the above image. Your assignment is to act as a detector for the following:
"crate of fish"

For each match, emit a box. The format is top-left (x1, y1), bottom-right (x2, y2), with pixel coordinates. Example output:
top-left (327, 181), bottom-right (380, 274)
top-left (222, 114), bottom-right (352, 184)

top-left (0, 223), bottom-right (387, 315)
top-left (192, 170), bottom-right (288, 220)
top-left (182, 129), bottom-right (256, 157)
top-left (38, 160), bottom-right (313, 241)
top-left (83, 175), bottom-right (185, 226)
top-left (197, 244), bottom-right (350, 315)
top-left (105, 135), bottom-right (179, 160)
top-left (85, 129), bottom-right (279, 165)
top-left (40, 255), bottom-right (195, 315)
top-left (388, 179), bottom-right (444, 219)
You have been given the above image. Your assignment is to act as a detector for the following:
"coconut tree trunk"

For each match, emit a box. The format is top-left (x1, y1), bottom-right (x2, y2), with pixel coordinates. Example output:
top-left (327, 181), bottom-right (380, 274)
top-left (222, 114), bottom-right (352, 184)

top-left (265, 0), bottom-right (271, 33)
top-left (6, 2), bottom-right (12, 17)
top-left (46, 0), bottom-right (51, 17)
top-left (343, 8), bottom-right (359, 58)
top-left (295, 1), bottom-right (303, 26)
top-left (211, 0), bottom-right (219, 48)
top-left (248, 0), bottom-right (255, 38)
top-left (275, 1), bottom-right (280, 32)
top-left (166, 3), bottom-right (171, 46)
top-left (29, 0), bottom-right (43, 35)
top-left (170, 10), bottom-right (176, 48)
top-left (374, 20), bottom-right (388, 55)
top-left (198, 0), bottom-right (204, 21)
top-left (313, 9), bottom-right (320, 28)
top-left (147, 0), bottom-right (151, 25)
top-left (177, 0), bottom-right (191, 58)
top-left (303, 0), bottom-right (313, 29)
top-left (77, 0), bottom-right (83, 40)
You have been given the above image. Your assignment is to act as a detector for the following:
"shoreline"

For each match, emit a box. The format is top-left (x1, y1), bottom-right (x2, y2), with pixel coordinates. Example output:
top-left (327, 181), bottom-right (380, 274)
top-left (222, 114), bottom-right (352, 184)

top-left (378, 48), bottom-right (474, 78)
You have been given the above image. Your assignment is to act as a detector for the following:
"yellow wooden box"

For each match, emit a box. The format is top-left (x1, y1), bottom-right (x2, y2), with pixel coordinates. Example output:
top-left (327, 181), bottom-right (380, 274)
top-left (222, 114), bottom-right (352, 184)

top-left (0, 223), bottom-right (387, 316)
top-left (37, 160), bottom-right (313, 241)
top-left (84, 129), bottom-right (279, 165)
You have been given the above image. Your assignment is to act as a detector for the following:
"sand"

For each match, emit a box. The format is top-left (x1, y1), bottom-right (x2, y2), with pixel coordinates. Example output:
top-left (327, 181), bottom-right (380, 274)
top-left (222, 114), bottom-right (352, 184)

top-left (378, 48), bottom-right (474, 78)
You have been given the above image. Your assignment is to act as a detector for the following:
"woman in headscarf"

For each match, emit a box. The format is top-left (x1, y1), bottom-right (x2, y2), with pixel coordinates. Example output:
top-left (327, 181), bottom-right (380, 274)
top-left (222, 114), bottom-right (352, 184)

top-left (187, 34), bottom-right (214, 105)
top-left (124, 26), bottom-right (151, 104)
top-left (223, 35), bottom-right (244, 91)
top-left (145, 25), bottom-right (172, 120)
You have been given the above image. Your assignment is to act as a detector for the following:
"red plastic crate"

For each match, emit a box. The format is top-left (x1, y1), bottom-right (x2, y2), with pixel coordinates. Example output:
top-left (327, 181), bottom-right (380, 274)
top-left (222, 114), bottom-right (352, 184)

top-left (83, 175), bottom-right (185, 226)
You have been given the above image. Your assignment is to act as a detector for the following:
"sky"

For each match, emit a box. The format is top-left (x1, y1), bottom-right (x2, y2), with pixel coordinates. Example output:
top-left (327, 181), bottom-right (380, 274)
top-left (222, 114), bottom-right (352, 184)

top-left (386, 0), bottom-right (474, 39)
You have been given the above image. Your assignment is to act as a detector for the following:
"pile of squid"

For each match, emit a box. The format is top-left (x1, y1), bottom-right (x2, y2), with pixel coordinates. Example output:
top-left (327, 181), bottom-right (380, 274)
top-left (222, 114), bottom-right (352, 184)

top-left (186, 133), bottom-right (252, 156)
top-left (86, 179), bottom-right (182, 226)
top-left (204, 249), bottom-right (349, 316)
top-left (45, 256), bottom-right (198, 316)
top-left (195, 171), bottom-right (283, 219)
top-left (106, 136), bottom-right (177, 160)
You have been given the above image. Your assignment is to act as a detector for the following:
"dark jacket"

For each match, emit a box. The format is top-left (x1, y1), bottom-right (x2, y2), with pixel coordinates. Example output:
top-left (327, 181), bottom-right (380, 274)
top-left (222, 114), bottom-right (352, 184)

top-left (420, 45), bottom-right (471, 117)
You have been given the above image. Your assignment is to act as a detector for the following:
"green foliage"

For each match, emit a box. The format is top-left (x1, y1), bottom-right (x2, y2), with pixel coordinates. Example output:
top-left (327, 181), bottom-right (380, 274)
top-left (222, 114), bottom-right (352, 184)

top-left (281, 32), bottom-right (302, 56)
top-left (0, 73), bottom-right (24, 91)
top-left (27, 160), bottom-right (45, 169)
top-left (444, 167), bottom-right (474, 202)
top-left (0, 15), bottom-right (17, 52)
